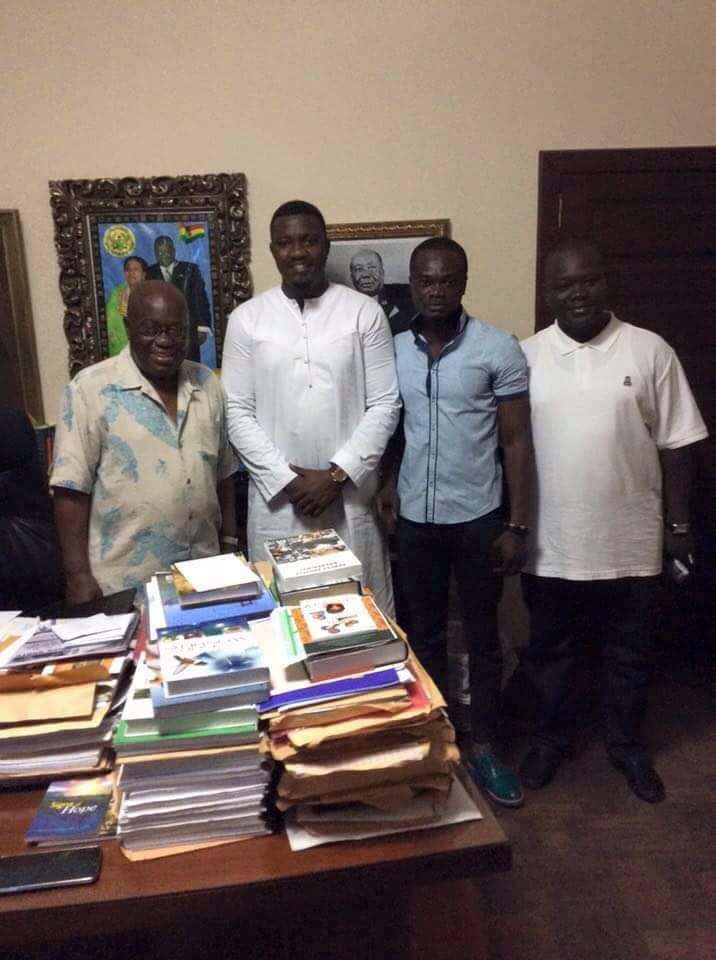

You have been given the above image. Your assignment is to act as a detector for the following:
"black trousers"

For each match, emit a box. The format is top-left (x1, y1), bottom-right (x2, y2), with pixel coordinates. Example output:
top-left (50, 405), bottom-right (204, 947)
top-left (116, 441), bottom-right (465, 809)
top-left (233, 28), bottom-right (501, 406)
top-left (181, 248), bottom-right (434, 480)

top-left (396, 510), bottom-right (503, 744)
top-left (521, 573), bottom-right (661, 760)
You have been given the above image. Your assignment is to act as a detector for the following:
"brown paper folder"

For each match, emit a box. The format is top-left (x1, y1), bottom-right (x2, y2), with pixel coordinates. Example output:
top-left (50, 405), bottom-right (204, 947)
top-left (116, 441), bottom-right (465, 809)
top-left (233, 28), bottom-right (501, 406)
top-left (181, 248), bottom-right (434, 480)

top-left (0, 683), bottom-right (96, 725)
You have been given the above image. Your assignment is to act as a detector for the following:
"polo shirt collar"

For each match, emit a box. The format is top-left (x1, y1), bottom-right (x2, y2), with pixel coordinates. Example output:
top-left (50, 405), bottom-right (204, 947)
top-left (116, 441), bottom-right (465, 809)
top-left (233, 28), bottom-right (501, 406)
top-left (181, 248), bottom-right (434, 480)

top-left (411, 309), bottom-right (469, 351)
top-left (550, 312), bottom-right (621, 356)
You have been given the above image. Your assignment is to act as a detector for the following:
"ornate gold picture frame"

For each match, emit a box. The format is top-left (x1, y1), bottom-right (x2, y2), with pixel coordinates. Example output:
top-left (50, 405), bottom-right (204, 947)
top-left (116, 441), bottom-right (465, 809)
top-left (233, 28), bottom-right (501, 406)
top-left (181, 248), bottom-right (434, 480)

top-left (49, 173), bottom-right (252, 374)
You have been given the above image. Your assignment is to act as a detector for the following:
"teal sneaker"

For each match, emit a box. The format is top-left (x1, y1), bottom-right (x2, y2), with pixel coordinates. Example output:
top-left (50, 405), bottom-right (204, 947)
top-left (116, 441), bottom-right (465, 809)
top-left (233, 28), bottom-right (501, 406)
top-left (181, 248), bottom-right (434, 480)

top-left (466, 753), bottom-right (524, 807)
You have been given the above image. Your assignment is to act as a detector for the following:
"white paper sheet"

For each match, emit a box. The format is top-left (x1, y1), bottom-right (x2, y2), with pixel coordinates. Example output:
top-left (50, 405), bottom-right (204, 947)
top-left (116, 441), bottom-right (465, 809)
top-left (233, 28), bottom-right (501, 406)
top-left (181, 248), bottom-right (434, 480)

top-left (174, 555), bottom-right (260, 592)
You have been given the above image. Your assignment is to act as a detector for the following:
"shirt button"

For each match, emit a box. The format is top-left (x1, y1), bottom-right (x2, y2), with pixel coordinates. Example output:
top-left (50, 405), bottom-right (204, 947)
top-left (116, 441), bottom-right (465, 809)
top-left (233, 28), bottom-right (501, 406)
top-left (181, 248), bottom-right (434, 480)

top-left (186, 478), bottom-right (191, 485)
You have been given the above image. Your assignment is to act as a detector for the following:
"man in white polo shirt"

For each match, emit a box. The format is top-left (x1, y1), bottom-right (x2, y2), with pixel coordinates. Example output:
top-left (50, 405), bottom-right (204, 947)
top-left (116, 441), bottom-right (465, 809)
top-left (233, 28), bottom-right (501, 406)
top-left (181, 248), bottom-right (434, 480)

top-left (519, 240), bottom-right (707, 803)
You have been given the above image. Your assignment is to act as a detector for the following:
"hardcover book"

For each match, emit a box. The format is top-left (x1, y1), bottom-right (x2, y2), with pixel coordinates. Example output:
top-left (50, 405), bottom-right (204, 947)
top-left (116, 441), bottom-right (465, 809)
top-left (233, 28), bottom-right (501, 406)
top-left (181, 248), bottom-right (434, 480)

top-left (150, 680), bottom-right (270, 718)
top-left (171, 556), bottom-right (261, 608)
top-left (113, 719), bottom-right (259, 755)
top-left (25, 775), bottom-right (117, 845)
top-left (120, 676), bottom-right (258, 737)
top-left (289, 594), bottom-right (395, 656)
top-left (153, 573), bottom-right (276, 631)
top-left (264, 530), bottom-right (362, 592)
top-left (273, 601), bottom-right (408, 682)
top-left (276, 577), bottom-right (362, 607)
top-left (157, 619), bottom-right (270, 696)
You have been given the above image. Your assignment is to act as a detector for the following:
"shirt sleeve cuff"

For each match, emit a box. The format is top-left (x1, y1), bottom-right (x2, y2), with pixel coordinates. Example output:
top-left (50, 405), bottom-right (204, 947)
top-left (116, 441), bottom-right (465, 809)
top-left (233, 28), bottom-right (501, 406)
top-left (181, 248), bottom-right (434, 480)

top-left (262, 464), bottom-right (300, 503)
top-left (329, 449), bottom-right (369, 488)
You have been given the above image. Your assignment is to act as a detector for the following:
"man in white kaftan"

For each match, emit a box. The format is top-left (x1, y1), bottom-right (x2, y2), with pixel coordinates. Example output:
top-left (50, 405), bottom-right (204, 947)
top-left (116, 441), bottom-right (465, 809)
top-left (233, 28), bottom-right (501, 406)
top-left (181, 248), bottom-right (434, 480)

top-left (222, 201), bottom-right (401, 615)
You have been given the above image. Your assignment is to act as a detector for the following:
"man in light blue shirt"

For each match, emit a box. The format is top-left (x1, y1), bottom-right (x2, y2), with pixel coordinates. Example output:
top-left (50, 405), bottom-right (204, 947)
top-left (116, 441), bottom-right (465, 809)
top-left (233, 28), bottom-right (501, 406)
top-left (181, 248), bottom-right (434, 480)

top-left (378, 237), bottom-right (533, 806)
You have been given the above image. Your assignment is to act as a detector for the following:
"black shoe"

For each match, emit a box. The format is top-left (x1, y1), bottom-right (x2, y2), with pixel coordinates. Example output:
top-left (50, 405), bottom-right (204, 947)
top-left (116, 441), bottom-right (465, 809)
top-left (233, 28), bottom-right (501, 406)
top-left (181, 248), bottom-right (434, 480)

top-left (610, 754), bottom-right (665, 804)
top-left (519, 745), bottom-right (562, 790)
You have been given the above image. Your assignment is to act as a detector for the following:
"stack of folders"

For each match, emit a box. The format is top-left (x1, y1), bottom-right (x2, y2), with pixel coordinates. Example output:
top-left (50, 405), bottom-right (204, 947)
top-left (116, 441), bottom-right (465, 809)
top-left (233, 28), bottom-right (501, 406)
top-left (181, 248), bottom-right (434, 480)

top-left (0, 610), bottom-right (138, 788)
top-left (264, 529), bottom-right (363, 603)
top-left (113, 610), bottom-right (276, 851)
top-left (255, 613), bottom-right (471, 851)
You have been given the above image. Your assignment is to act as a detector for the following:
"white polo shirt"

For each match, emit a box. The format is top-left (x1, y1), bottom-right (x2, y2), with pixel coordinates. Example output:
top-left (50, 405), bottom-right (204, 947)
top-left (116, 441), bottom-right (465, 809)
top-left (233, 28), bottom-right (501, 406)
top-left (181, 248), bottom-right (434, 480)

top-left (521, 315), bottom-right (708, 580)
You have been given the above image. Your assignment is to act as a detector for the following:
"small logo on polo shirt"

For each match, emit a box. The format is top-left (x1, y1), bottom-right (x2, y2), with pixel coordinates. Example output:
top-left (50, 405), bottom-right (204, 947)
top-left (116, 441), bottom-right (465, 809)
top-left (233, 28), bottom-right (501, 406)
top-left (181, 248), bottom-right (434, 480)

top-left (623, 376), bottom-right (632, 387)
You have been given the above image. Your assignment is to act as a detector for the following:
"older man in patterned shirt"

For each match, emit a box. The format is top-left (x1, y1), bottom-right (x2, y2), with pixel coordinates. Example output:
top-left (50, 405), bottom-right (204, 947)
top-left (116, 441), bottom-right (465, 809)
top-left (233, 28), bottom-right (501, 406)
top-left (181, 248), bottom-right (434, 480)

top-left (51, 281), bottom-right (237, 604)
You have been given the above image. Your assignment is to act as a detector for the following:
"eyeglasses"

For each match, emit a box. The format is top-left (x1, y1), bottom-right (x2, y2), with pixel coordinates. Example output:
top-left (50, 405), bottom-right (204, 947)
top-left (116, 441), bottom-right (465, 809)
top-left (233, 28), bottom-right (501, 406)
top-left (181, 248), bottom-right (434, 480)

top-left (135, 322), bottom-right (187, 342)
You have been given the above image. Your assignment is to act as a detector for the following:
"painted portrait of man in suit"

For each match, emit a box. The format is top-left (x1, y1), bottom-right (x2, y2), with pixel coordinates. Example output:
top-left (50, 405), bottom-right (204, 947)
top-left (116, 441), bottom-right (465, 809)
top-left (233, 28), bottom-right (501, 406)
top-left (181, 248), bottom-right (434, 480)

top-left (146, 235), bottom-right (212, 361)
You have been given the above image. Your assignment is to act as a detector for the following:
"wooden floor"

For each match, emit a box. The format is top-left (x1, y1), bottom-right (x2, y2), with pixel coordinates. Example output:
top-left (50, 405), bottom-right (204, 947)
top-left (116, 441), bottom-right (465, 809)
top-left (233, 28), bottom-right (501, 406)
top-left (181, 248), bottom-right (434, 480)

top-left (464, 662), bottom-right (716, 960)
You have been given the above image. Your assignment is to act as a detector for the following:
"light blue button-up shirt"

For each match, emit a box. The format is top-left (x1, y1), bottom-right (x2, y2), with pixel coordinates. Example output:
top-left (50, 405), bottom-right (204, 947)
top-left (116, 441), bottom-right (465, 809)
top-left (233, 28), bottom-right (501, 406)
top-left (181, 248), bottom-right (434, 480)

top-left (395, 312), bottom-right (528, 524)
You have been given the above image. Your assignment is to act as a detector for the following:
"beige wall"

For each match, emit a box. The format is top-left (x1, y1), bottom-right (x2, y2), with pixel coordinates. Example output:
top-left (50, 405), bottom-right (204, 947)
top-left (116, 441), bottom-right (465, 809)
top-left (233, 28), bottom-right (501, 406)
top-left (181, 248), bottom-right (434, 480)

top-left (1, 0), bottom-right (714, 419)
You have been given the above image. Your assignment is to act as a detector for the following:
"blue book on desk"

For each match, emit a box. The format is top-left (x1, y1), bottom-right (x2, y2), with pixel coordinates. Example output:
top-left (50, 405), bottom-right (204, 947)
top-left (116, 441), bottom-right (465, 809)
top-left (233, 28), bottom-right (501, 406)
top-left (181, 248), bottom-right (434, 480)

top-left (256, 666), bottom-right (404, 714)
top-left (155, 573), bottom-right (276, 630)
top-left (25, 776), bottom-right (115, 844)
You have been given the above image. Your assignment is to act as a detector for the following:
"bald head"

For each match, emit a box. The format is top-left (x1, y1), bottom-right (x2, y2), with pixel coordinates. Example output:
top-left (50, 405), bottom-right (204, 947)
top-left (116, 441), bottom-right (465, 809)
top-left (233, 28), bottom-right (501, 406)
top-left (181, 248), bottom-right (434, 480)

top-left (350, 248), bottom-right (384, 296)
top-left (126, 280), bottom-right (188, 385)
top-left (126, 279), bottom-right (186, 323)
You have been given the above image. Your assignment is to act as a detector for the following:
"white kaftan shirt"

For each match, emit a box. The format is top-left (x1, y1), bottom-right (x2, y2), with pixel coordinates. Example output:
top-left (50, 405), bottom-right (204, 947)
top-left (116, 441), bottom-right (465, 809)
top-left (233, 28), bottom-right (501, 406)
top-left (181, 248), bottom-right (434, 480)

top-left (51, 348), bottom-right (237, 594)
top-left (222, 283), bottom-right (401, 614)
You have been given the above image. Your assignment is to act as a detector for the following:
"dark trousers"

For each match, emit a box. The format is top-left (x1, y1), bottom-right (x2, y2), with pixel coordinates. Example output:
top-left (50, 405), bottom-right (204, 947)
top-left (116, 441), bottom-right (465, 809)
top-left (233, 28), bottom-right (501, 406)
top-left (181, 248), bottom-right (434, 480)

top-left (396, 510), bottom-right (503, 744)
top-left (521, 573), bottom-right (661, 760)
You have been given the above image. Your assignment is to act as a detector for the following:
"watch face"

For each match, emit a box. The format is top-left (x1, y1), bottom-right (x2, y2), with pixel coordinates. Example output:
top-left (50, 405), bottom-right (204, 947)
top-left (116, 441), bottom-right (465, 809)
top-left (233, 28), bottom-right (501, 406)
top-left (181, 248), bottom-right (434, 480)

top-left (331, 466), bottom-right (348, 483)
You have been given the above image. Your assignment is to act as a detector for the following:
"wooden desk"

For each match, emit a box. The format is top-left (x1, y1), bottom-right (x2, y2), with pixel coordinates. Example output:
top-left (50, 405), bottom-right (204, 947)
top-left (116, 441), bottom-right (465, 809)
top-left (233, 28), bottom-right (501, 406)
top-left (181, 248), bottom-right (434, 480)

top-left (0, 772), bottom-right (510, 960)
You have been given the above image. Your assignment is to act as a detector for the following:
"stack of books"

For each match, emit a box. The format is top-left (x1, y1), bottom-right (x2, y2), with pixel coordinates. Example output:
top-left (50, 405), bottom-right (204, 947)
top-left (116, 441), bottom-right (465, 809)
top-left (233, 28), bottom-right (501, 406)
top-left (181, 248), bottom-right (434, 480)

top-left (264, 530), bottom-right (363, 605)
top-left (113, 611), bottom-right (275, 851)
top-left (145, 563), bottom-right (276, 639)
top-left (169, 554), bottom-right (263, 608)
top-left (255, 612), bottom-right (463, 850)
top-left (0, 611), bottom-right (138, 787)
top-left (273, 592), bottom-right (408, 681)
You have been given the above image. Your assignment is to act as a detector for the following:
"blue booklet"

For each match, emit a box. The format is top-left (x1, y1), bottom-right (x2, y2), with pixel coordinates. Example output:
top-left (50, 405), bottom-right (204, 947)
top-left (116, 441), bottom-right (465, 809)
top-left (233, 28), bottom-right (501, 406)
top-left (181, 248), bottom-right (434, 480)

top-left (256, 666), bottom-right (403, 714)
top-left (25, 776), bottom-right (115, 845)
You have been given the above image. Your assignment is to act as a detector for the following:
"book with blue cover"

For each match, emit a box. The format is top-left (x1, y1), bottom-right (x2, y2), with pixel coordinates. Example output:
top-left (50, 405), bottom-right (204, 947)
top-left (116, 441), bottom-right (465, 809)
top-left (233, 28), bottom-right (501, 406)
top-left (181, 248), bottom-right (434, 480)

top-left (157, 618), bottom-right (270, 695)
top-left (25, 775), bottom-right (116, 846)
top-left (150, 679), bottom-right (270, 717)
top-left (154, 572), bottom-right (276, 629)
top-left (256, 667), bottom-right (404, 714)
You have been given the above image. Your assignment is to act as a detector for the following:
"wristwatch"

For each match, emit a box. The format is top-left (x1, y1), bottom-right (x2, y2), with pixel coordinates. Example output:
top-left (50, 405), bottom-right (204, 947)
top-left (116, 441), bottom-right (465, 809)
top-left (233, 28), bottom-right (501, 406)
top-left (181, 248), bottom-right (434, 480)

top-left (329, 464), bottom-right (348, 484)
top-left (504, 521), bottom-right (529, 539)
top-left (665, 521), bottom-right (690, 535)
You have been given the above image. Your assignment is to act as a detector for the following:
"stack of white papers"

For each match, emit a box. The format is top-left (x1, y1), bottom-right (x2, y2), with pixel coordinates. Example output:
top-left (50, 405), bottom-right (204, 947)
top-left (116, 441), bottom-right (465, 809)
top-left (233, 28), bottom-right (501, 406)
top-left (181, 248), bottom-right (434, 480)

top-left (52, 614), bottom-right (136, 644)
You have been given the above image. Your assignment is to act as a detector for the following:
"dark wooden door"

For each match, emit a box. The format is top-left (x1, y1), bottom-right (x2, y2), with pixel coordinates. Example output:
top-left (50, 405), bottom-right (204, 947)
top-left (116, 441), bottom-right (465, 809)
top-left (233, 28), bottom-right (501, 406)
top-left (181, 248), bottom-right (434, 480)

top-left (536, 147), bottom-right (716, 667)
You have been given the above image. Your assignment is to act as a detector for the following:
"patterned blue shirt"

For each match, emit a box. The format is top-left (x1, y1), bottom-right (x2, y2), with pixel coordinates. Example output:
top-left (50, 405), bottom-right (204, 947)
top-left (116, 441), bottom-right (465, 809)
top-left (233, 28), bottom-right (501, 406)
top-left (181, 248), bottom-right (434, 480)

top-left (395, 312), bottom-right (528, 524)
top-left (51, 347), bottom-right (237, 593)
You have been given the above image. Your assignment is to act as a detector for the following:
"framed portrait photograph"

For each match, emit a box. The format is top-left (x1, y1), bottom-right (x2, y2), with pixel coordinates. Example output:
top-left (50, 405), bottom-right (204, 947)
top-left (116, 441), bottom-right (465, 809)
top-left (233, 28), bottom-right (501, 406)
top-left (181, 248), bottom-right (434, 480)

top-left (326, 218), bottom-right (450, 335)
top-left (49, 173), bottom-right (251, 374)
top-left (0, 210), bottom-right (44, 422)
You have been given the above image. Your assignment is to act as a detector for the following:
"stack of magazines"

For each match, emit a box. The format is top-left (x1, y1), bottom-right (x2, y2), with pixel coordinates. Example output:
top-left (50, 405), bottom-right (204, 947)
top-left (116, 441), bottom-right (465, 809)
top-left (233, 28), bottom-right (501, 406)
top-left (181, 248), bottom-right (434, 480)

top-left (0, 610), bottom-right (137, 787)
